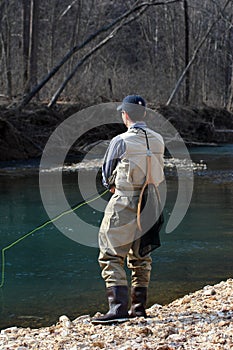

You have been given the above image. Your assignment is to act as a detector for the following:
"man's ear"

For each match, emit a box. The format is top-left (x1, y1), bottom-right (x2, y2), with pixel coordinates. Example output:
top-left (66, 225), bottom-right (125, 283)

top-left (125, 112), bottom-right (131, 121)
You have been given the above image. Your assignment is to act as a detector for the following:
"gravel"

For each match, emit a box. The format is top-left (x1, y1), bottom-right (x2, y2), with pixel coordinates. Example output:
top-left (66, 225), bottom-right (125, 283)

top-left (0, 279), bottom-right (232, 349)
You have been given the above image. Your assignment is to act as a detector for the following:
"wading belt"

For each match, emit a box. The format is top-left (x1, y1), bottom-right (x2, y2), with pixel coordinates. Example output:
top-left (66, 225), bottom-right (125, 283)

top-left (137, 128), bottom-right (162, 231)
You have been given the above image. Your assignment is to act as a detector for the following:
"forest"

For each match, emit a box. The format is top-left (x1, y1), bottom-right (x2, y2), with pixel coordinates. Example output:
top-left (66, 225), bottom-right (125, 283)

top-left (0, 0), bottom-right (233, 110)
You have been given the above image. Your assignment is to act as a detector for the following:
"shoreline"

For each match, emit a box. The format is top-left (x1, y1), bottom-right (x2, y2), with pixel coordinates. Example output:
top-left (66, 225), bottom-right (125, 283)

top-left (0, 279), bottom-right (232, 349)
top-left (0, 103), bottom-right (233, 163)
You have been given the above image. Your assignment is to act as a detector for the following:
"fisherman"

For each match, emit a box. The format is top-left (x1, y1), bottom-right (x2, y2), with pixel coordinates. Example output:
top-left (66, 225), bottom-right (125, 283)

top-left (92, 95), bottom-right (164, 324)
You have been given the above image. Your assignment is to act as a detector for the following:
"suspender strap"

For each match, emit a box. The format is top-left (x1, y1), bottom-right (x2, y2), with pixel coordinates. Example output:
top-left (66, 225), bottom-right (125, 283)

top-left (141, 129), bottom-right (150, 154)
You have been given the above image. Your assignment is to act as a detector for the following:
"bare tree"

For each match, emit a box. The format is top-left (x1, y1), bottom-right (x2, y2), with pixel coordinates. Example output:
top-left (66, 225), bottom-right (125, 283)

top-left (226, 25), bottom-right (233, 111)
top-left (18, 0), bottom-right (182, 108)
top-left (183, 0), bottom-right (190, 104)
top-left (22, 0), bottom-right (30, 87)
top-left (166, 0), bottom-right (232, 106)
top-left (48, 2), bottom-right (150, 107)
top-left (0, 2), bottom-right (12, 98)
top-left (0, 0), bottom-right (233, 109)
top-left (24, 0), bottom-right (39, 93)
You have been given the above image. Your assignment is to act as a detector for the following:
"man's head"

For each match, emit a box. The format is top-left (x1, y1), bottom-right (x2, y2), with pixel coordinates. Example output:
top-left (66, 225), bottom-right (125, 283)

top-left (117, 95), bottom-right (146, 123)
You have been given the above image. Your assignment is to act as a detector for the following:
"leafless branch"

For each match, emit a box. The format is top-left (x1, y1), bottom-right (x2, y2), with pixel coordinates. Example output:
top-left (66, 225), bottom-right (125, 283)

top-left (18, 0), bottom-right (181, 108)
top-left (166, 0), bottom-right (232, 106)
top-left (48, 3), bottom-right (150, 107)
top-left (59, 0), bottom-right (79, 20)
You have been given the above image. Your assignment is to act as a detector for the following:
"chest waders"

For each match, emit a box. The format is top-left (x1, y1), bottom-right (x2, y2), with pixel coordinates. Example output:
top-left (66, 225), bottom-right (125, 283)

top-left (136, 128), bottom-right (164, 257)
top-left (92, 128), bottom-right (164, 325)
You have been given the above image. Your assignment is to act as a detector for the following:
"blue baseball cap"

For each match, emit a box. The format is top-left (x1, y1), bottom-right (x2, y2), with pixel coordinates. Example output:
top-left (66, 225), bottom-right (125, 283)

top-left (117, 95), bottom-right (146, 112)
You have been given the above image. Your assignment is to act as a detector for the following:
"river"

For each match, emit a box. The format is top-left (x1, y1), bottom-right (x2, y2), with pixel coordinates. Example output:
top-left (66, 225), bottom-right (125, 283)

top-left (0, 145), bottom-right (232, 329)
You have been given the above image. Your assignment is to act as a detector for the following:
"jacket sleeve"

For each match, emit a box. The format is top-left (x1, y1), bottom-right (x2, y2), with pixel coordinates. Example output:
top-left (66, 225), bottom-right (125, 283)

top-left (102, 135), bottom-right (125, 188)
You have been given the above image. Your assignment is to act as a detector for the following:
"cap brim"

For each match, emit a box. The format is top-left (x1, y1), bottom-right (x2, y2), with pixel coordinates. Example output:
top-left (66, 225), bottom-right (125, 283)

top-left (117, 104), bottom-right (123, 111)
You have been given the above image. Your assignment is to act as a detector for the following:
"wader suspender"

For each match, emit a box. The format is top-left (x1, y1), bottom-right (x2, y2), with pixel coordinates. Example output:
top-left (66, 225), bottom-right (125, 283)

top-left (137, 129), bottom-right (162, 231)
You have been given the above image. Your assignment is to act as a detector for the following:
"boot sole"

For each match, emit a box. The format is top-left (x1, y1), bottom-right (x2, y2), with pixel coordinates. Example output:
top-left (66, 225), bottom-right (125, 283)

top-left (91, 317), bottom-right (129, 325)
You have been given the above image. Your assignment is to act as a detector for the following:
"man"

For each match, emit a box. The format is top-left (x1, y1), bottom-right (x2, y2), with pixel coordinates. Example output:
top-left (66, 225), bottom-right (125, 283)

top-left (92, 95), bottom-right (164, 324)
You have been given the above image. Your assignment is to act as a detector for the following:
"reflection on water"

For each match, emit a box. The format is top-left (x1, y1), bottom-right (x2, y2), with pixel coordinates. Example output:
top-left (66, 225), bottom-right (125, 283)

top-left (0, 145), bottom-right (232, 329)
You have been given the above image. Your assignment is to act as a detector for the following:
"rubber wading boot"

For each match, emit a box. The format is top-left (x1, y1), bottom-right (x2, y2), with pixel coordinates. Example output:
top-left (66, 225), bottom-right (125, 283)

top-left (129, 286), bottom-right (147, 318)
top-left (92, 286), bottom-right (129, 324)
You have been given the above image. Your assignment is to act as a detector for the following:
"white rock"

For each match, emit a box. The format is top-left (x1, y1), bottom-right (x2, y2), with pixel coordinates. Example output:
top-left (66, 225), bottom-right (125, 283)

top-left (204, 288), bottom-right (216, 296)
top-left (59, 315), bottom-right (70, 322)
top-left (61, 329), bottom-right (69, 337)
top-left (59, 315), bottom-right (73, 328)
top-left (2, 327), bottom-right (18, 333)
top-left (91, 334), bottom-right (99, 339)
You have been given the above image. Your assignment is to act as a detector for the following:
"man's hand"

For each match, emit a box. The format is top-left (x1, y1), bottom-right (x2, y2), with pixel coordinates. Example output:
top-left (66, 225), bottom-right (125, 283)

top-left (109, 186), bottom-right (115, 194)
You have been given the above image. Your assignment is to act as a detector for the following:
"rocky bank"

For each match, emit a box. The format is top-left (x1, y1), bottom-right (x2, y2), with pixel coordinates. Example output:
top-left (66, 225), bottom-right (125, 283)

top-left (0, 279), bottom-right (232, 349)
top-left (0, 103), bottom-right (233, 162)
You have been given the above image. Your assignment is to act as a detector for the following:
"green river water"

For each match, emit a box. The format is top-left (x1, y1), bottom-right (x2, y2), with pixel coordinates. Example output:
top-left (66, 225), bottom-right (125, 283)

top-left (0, 145), bottom-right (232, 329)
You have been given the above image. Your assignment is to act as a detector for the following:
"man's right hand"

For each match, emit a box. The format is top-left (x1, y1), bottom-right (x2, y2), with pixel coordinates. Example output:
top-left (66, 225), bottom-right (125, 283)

top-left (109, 186), bottom-right (115, 194)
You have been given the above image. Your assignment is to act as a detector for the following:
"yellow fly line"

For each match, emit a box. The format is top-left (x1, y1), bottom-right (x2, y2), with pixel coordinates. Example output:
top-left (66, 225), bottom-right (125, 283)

top-left (0, 189), bottom-right (109, 288)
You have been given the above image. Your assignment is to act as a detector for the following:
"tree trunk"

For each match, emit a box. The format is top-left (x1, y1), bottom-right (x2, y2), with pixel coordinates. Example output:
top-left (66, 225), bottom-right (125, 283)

top-left (22, 0), bottom-right (30, 88)
top-left (1, 4), bottom-right (12, 98)
top-left (226, 26), bottom-right (233, 111)
top-left (25, 0), bottom-right (39, 94)
top-left (183, 0), bottom-right (190, 104)
top-left (68, 0), bottom-right (82, 74)
top-left (0, 1), bottom-right (6, 26)
top-left (29, 0), bottom-right (39, 89)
